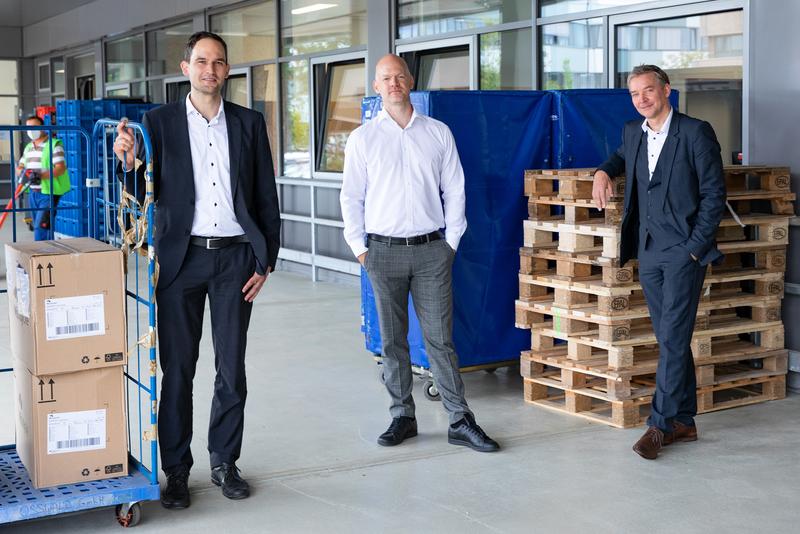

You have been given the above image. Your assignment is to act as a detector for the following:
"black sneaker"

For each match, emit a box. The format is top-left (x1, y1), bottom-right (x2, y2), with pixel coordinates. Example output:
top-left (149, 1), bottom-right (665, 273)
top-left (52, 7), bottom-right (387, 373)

top-left (377, 416), bottom-right (418, 446)
top-left (211, 463), bottom-right (250, 500)
top-left (161, 467), bottom-right (190, 509)
top-left (448, 414), bottom-right (500, 452)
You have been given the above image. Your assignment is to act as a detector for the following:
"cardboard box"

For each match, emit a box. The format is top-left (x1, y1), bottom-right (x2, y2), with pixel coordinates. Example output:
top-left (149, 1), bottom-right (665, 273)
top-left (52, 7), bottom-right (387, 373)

top-left (4, 238), bottom-right (127, 375)
top-left (14, 365), bottom-right (128, 488)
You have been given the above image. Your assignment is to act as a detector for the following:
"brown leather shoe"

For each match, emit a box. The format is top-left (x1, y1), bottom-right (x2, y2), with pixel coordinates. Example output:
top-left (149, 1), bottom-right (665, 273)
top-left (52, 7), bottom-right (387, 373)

top-left (663, 422), bottom-right (698, 445)
top-left (632, 426), bottom-right (666, 460)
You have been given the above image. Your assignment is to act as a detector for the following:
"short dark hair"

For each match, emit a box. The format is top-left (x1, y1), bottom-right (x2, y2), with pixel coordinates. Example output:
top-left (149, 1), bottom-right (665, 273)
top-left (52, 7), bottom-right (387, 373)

top-left (25, 115), bottom-right (43, 125)
top-left (627, 64), bottom-right (670, 87)
top-left (184, 31), bottom-right (228, 63)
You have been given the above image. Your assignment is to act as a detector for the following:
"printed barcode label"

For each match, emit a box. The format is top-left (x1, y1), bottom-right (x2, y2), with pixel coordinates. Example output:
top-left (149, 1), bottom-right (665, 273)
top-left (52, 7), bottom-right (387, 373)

top-left (55, 323), bottom-right (101, 335)
top-left (47, 409), bottom-right (106, 455)
top-left (15, 266), bottom-right (30, 318)
top-left (56, 437), bottom-right (102, 449)
top-left (45, 294), bottom-right (105, 341)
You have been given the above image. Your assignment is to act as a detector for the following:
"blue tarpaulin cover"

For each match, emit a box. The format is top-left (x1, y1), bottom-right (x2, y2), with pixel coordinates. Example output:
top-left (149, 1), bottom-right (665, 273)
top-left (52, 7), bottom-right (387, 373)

top-left (359, 89), bottom-right (678, 370)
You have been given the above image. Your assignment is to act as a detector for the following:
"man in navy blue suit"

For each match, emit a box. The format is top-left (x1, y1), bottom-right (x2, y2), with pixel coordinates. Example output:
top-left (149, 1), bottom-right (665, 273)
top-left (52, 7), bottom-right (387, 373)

top-left (593, 64), bottom-right (726, 460)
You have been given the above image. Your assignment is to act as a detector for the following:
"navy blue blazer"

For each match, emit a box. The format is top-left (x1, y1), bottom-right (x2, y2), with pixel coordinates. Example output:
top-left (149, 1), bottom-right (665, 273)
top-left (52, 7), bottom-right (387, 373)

top-left (120, 100), bottom-right (281, 288)
top-left (598, 111), bottom-right (726, 267)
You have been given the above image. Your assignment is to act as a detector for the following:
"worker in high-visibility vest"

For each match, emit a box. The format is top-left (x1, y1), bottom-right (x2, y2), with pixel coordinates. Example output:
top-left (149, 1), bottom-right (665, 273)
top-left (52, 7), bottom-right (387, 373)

top-left (16, 115), bottom-right (71, 240)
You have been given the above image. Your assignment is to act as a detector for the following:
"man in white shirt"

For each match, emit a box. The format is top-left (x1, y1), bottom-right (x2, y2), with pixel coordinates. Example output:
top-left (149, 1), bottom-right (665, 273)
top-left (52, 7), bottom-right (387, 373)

top-left (593, 64), bottom-right (725, 460)
top-left (340, 54), bottom-right (499, 453)
top-left (114, 32), bottom-right (280, 507)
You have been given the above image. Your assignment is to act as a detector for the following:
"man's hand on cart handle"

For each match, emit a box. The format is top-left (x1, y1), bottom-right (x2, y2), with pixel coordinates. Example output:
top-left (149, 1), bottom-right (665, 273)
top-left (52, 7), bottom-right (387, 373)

top-left (113, 118), bottom-right (136, 170)
top-left (242, 267), bottom-right (272, 302)
top-left (592, 169), bottom-right (615, 210)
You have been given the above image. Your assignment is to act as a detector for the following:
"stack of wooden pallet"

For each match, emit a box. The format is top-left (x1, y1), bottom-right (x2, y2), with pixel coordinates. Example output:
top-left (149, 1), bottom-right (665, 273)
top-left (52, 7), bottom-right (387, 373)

top-left (516, 166), bottom-right (794, 428)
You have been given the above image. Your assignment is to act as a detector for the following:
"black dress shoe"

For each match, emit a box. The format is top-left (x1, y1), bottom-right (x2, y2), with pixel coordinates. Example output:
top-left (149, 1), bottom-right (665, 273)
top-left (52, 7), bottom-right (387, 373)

top-left (211, 463), bottom-right (250, 500)
top-left (448, 414), bottom-right (500, 452)
top-left (377, 416), bottom-right (418, 446)
top-left (161, 468), bottom-right (190, 509)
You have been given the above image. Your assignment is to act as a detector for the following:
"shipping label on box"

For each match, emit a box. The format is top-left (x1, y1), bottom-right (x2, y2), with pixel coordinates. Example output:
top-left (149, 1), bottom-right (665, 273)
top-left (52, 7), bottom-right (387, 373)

top-left (4, 238), bottom-right (127, 375)
top-left (47, 409), bottom-right (107, 455)
top-left (45, 294), bottom-right (106, 341)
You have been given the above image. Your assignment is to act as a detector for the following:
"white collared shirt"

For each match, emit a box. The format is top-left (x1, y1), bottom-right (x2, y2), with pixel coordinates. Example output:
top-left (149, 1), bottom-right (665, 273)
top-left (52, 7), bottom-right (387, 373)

top-left (340, 107), bottom-right (467, 258)
top-left (185, 94), bottom-right (245, 237)
top-left (641, 107), bottom-right (674, 180)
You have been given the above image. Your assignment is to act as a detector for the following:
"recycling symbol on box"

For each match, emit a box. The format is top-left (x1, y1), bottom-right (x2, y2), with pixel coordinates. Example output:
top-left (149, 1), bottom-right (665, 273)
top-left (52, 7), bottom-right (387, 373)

top-left (81, 468), bottom-right (90, 476)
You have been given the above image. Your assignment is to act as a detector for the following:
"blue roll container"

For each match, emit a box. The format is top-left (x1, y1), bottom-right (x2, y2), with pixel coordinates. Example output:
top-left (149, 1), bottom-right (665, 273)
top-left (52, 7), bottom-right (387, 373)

top-left (0, 116), bottom-right (160, 527)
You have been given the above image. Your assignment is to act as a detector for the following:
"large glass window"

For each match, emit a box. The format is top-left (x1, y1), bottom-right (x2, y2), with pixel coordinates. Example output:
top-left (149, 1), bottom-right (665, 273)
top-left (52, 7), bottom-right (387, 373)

top-left (147, 21), bottom-right (193, 76)
top-left (413, 47), bottom-right (470, 90)
top-left (616, 11), bottom-right (743, 161)
top-left (0, 61), bottom-right (17, 94)
top-left (281, 0), bottom-right (367, 55)
top-left (0, 96), bottom-right (17, 163)
top-left (398, 0), bottom-right (531, 39)
top-left (52, 58), bottom-right (65, 94)
top-left (106, 35), bottom-right (145, 82)
top-left (480, 27), bottom-right (532, 90)
top-left (541, 0), bottom-right (650, 18)
top-left (315, 60), bottom-right (365, 173)
top-left (210, 2), bottom-right (277, 64)
top-left (282, 60), bottom-right (310, 177)
top-left (38, 63), bottom-right (50, 91)
top-left (542, 18), bottom-right (604, 89)
top-left (252, 64), bottom-right (279, 173)
top-left (225, 73), bottom-right (249, 108)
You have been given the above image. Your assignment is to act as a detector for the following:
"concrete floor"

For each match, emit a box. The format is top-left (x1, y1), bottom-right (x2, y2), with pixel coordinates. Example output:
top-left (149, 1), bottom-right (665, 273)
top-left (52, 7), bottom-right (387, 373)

top-left (1, 218), bottom-right (799, 532)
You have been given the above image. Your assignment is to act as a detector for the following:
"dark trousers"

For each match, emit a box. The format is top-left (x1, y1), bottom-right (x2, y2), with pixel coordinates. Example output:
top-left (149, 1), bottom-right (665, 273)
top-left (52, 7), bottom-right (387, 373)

top-left (156, 242), bottom-right (255, 473)
top-left (638, 236), bottom-right (707, 432)
top-left (29, 190), bottom-right (60, 241)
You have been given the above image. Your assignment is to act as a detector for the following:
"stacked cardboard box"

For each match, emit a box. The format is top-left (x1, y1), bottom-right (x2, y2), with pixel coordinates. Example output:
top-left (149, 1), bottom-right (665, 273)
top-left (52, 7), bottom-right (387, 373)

top-left (515, 166), bottom-right (793, 428)
top-left (5, 238), bottom-right (129, 487)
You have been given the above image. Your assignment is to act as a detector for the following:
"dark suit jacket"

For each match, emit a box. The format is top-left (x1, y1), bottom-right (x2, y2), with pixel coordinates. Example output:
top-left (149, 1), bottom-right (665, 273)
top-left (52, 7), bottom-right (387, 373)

top-left (120, 100), bottom-right (281, 288)
top-left (598, 111), bottom-right (726, 267)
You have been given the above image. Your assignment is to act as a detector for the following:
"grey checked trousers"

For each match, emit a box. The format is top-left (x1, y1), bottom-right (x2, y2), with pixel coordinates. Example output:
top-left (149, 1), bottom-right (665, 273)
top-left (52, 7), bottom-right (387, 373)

top-left (364, 237), bottom-right (472, 424)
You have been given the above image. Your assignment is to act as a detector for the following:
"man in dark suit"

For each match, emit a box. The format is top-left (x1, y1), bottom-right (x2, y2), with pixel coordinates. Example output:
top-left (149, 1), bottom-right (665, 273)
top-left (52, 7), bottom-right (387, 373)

top-left (593, 64), bottom-right (725, 460)
top-left (114, 32), bottom-right (280, 506)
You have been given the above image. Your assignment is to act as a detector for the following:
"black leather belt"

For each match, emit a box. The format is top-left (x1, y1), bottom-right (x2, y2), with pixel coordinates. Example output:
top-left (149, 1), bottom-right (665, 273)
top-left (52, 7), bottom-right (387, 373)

top-left (190, 235), bottom-right (250, 250)
top-left (367, 231), bottom-right (442, 246)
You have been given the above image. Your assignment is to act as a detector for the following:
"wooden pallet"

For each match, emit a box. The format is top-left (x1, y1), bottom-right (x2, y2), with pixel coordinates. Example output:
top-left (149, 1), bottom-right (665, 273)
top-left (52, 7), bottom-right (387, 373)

top-left (524, 168), bottom-right (625, 201)
top-left (523, 378), bottom-right (650, 428)
top-left (521, 347), bottom-right (787, 396)
top-left (530, 316), bottom-right (783, 369)
top-left (723, 165), bottom-right (791, 192)
top-left (515, 293), bottom-right (782, 337)
top-left (519, 267), bottom-right (785, 315)
top-left (524, 372), bottom-right (786, 429)
top-left (528, 197), bottom-right (624, 225)
top-left (725, 189), bottom-right (796, 215)
top-left (711, 242), bottom-right (787, 273)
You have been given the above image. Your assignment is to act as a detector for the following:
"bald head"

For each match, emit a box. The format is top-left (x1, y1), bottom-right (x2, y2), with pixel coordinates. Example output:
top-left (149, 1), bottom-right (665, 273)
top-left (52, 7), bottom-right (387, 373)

top-left (374, 54), bottom-right (411, 80)
top-left (373, 54), bottom-right (414, 108)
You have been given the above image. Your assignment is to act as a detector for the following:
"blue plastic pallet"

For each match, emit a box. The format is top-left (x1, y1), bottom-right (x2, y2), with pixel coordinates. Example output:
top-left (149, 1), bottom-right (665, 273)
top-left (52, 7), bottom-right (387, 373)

top-left (0, 448), bottom-right (159, 524)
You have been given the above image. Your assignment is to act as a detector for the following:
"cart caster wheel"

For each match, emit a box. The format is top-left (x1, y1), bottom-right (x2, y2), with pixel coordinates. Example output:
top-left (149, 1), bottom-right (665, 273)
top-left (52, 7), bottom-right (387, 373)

top-left (115, 502), bottom-right (142, 528)
top-left (423, 380), bottom-right (441, 401)
top-left (484, 368), bottom-right (497, 374)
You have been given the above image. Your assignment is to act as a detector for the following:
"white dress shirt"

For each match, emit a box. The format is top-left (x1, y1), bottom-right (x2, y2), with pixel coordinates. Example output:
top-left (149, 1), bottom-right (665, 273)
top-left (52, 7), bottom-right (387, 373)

top-left (641, 107), bottom-right (673, 180)
top-left (340, 107), bottom-right (467, 258)
top-left (186, 94), bottom-right (245, 237)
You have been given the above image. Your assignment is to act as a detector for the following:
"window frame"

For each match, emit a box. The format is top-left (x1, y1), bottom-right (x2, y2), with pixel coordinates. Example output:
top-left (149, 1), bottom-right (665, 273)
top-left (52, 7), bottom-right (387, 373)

top-left (396, 35), bottom-right (478, 90)
top-left (309, 51), bottom-right (367, 180)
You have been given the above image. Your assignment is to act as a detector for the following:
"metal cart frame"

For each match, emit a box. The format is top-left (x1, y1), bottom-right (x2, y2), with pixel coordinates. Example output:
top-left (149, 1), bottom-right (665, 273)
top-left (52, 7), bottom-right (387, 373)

top-left (0, 119), bottom-right (159, 527)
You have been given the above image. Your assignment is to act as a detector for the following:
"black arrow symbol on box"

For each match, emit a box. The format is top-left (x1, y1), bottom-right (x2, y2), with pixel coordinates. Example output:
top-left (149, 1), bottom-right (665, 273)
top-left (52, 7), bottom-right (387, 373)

top-left (46, 263), bottom-right (53, 285)
top-left (36, 264), bottom-right (43, 286)
top-left (49, 379), bottom-right (55, 400)
top-left (39, 379), bottom-right (44, 401)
